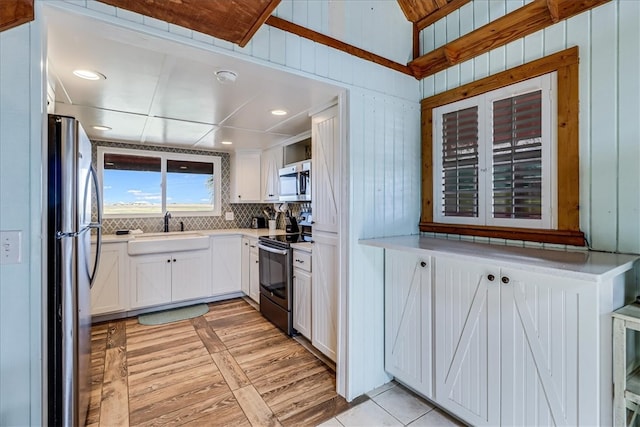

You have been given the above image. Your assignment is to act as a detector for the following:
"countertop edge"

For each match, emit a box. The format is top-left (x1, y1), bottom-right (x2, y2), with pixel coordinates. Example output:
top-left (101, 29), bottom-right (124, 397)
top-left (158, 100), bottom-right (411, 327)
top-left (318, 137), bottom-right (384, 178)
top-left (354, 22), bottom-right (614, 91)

top-left (360, 235), bottom-right (639, 282)
top-left (98, 228), bottom-right (289, 243)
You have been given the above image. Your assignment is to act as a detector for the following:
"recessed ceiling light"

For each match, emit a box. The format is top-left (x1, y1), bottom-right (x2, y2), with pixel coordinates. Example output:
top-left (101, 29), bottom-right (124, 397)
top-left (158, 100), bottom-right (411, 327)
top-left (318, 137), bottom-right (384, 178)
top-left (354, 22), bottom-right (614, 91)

top-left (271, 109), bottom-right (288, 116)
top-left (221, 141), bottom-right (233, 145)
top-left (215, 70), bottom-right (238, 84)
top-left (73, 69), bottom-right (106, 80)
top-left (92, 125), bottom-right (111, 131)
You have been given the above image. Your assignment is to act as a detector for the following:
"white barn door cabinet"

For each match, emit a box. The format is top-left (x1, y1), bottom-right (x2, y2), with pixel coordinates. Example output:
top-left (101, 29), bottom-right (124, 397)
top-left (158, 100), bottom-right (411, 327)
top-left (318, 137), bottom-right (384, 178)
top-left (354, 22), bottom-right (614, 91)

top-left (362, 235), bottom-right (638, 427)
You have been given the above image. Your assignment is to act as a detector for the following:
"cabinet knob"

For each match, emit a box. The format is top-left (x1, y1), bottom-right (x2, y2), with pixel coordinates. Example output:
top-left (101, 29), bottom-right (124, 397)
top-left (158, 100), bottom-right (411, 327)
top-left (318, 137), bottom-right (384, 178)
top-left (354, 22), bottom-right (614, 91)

top-left (420, 261), bottom-right (427, 268)
top-left (501, 276), bottom-right (510, 284)
top-left (487, 274), bottom-right (495, 281)
top-left (173, 259), bottom-right (176, 262)
top-left (167, 259), bottom-right (171, 263)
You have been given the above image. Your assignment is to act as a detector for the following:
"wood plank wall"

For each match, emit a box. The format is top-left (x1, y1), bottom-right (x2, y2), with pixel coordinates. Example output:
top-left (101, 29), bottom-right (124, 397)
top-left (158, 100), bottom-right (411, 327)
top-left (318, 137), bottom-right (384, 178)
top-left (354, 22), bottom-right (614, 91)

top-left (50, 0), bottom-right (421, 402)
top-left (420, 0), bottom-right (640, 255)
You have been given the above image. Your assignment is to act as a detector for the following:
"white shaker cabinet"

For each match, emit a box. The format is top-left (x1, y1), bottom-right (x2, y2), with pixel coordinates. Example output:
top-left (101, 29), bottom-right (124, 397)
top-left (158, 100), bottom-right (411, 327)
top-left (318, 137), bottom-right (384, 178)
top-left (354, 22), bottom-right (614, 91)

top-left (210, 235), bottom-right (241, 296)
top-left (384, 249), bottom-right (433, 399)
top-left (293, 248), bottom-right (312, 340)
top-left (130, 249), bottom-right (210, 309)
top-left (230, 150), bottom-right (261, 203)
top-left (434, 257), bottom-right (597, 426)
top-left (241, 237), bottom-right (251, 296)
top-left (241, 236), bottom-right (260, 303)
top-left (312, 232), bottom-right (338, 361)
top-left (261, 145), bottom-right (282, 202)
top-left (249, 243), bottom-right (260, 304)
top-left (249, 239), bottom-right (260, 304)
top-left (90, 241), bottom-right (128, 315)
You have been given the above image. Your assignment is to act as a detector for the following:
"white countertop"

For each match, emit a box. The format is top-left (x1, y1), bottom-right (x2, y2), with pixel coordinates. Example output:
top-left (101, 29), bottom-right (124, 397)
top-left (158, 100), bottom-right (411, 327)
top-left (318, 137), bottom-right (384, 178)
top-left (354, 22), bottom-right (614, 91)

top-left (360, 234), bottom-right (639, 282)
top-left (291, 242), bottom-right (313, 252)
top-left (99, 228), bottom-right (289, 243)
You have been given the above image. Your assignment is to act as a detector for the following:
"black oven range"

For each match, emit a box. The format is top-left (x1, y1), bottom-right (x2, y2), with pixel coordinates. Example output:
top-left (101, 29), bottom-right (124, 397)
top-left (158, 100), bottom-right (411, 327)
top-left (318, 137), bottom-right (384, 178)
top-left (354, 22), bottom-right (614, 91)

top-left (257, 233), bottom-right (312, 335)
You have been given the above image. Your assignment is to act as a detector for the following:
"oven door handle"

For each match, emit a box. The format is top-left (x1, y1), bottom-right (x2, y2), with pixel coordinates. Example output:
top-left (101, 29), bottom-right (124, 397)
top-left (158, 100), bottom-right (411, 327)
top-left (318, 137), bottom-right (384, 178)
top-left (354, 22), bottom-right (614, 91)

top-left (257, 244), bottom-right (289, 255)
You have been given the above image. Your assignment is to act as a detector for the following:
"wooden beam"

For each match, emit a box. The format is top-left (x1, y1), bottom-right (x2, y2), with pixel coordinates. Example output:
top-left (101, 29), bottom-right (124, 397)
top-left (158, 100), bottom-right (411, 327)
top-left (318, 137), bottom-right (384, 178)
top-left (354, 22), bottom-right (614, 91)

top-left (412, 23), bottom-right (420, 60)
top-left (0, 0), bottom-right (34, 33)
top-left (409, 0), bottom-right (609, 79)
top-left (240, 0), bottom-right (281, 47)
top-left (265, 15), bottom-right (414, 76)
top-left (415, 0), bottom-right (472, 31)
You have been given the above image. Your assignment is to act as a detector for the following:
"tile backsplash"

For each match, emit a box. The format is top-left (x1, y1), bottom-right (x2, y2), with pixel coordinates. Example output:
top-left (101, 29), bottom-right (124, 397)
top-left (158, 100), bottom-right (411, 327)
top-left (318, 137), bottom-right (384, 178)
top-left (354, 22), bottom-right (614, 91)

top-left (92, 140), bottom-right (305, 234)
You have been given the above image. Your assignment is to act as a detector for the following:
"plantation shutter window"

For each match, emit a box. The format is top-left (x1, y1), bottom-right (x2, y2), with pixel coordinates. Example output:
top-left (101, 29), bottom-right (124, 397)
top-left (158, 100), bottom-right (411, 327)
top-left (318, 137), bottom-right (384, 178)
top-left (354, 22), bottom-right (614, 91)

top-left (441, 106), bottom-right (479, 218)
top-left (492, 90), bottom-right (543, 220)
top-left (433, 73), bottom-right (555, 229)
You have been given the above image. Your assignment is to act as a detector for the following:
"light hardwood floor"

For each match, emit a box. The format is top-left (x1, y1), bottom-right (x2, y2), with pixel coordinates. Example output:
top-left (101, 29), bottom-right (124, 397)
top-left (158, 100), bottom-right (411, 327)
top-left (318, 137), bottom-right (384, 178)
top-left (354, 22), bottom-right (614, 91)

top-left (87, 298), bottom-right (355, 427)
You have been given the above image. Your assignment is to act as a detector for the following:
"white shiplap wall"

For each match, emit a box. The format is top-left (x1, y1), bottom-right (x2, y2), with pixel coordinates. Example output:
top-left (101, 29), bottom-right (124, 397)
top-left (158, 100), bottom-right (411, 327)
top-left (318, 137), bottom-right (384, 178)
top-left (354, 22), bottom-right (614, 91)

top-left (421, 0), bottom-right (640, 255)
top-left (42, 0), bottom-right (422, 402)
top-left (0, 19), bottom-right (45, 426)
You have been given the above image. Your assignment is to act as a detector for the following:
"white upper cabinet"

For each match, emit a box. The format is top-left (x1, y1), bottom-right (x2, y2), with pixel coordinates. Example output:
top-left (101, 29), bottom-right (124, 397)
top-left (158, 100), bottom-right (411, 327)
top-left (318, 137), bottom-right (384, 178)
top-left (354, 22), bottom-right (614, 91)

top-left (311, 104), bottom-right (340, 233)
top-left (230, 150), bottom-right (261, 203)
top-left (261, 145), bottom-right (282, 202)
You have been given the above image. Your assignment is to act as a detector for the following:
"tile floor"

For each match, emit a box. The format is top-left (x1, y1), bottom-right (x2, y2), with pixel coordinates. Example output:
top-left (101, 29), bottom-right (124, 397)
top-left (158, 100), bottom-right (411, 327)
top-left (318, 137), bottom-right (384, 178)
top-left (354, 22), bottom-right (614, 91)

top-left (320, 382), bottom-right (467, 427)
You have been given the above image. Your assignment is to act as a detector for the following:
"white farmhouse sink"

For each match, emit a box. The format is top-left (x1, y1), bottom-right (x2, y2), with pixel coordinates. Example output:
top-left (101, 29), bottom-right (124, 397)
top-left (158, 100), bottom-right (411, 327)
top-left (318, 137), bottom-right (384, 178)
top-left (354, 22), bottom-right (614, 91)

top-left (127, 232), bottom-right (210, 255)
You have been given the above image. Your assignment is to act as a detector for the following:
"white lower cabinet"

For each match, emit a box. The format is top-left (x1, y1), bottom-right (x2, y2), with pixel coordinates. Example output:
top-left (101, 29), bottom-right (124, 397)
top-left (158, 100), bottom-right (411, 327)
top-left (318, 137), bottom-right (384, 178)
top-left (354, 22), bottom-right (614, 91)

top-left (433, 257), bottom-right (598, 426)
top-left (384, 249), bottom-right (432, 398)
top-left (210, 235), bottom-right (241, 296)
top-left (241, 237), bottom-right (260, 304)
top-left (293, 248), bottom-right (312, 340)
top-left (312, 232), bottom-right (338, 361)
top-left (249, 243), bottom-right (260, 303)
top-left (90, 242), bottom-right (127, 315)
top-left (130, 249), bottom-right (210, 309)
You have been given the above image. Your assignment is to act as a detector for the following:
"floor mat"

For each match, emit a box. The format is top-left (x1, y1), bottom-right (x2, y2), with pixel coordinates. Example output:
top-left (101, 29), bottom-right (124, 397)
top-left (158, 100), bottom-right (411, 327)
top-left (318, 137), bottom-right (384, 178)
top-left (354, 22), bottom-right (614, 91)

top-left (138, 303), bottom-right (209, 326)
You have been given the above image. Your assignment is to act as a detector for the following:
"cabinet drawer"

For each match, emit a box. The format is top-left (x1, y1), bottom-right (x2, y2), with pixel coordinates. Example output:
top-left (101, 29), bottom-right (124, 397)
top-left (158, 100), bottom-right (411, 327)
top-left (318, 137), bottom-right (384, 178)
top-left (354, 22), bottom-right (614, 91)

top-left (293, 250), bottom-right (311, 272)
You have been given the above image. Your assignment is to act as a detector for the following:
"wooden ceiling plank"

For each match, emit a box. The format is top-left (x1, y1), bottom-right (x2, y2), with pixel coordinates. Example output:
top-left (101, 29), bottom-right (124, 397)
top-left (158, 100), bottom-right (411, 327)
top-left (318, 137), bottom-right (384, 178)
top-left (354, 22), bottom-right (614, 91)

top-left (1, 0), bottom-right (34, 33)
top-left (409, 0), bottom-right (610, 79)
top-left (397, 0), bottom-right (439, 23)
top-left (97, 0), bottom-right (280, 46)
top-left (415, 0), bottom-right (472, 31)
top-left (265, 15), bottom-right (413, 76)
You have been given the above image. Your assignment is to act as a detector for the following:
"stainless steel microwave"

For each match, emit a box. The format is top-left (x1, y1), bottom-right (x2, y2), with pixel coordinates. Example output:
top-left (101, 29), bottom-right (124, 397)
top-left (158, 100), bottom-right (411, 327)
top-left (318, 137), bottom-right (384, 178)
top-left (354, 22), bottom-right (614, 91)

top-left (279, 161), bottom-right (311, 202)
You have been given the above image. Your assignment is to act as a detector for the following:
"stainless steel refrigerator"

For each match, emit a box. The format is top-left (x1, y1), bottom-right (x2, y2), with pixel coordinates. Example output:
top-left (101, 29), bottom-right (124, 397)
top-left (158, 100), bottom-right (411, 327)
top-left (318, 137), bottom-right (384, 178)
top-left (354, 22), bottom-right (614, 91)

top-left (47, 114), bottom-right (102, 426)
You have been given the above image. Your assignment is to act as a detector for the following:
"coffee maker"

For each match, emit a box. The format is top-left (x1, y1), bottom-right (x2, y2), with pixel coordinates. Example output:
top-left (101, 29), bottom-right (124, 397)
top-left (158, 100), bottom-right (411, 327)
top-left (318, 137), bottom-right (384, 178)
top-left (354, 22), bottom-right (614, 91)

top-left (285, 213), bottom-right (299, 233)
top-left (298, 210), bottom-right (312, 237)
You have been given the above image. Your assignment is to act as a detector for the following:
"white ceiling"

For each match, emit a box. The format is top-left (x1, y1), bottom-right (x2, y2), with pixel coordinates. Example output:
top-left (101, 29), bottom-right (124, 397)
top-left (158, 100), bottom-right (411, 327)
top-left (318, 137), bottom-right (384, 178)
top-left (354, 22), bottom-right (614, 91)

top-left (44, 6), bottom-right (343, 151)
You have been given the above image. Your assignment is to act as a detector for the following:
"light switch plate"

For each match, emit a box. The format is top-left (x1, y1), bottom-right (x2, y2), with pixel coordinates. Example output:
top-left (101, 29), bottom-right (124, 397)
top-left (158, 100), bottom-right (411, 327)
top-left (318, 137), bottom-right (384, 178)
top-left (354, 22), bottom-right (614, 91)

top-left (0, 230), bottom-right (22, 264)
top-left (225, 212), bottom-right (234, 221)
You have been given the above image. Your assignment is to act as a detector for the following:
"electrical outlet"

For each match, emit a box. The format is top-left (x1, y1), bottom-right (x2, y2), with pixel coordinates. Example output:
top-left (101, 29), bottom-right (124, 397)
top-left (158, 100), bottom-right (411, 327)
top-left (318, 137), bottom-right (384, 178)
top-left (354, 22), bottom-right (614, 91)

top-left (225, 212), bottom-right (234, 221)
top-left (0, 230), bottom-right (22, 264)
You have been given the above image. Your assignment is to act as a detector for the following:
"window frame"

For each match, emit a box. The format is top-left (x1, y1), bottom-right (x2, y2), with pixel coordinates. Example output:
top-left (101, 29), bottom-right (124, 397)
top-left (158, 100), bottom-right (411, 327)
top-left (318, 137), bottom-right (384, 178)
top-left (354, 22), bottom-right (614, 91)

top-left (420, 47), bottom-right (584, 246)
top-left (97, 146), bottom-right (222, 218)
top-left (433, 74), bottom-right (557, 230)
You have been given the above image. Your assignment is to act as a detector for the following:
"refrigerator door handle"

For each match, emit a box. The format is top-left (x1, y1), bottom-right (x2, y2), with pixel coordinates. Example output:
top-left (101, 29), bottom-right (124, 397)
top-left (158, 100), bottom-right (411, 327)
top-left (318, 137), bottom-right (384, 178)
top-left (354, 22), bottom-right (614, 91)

top-left (87, 164), bottom-right (102, 288)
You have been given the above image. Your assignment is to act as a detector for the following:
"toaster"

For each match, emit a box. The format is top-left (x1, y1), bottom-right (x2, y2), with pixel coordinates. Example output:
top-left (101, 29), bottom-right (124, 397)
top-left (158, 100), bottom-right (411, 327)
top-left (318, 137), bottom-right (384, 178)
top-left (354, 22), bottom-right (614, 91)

top-left (251, 216), bottom-right (266, 229)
